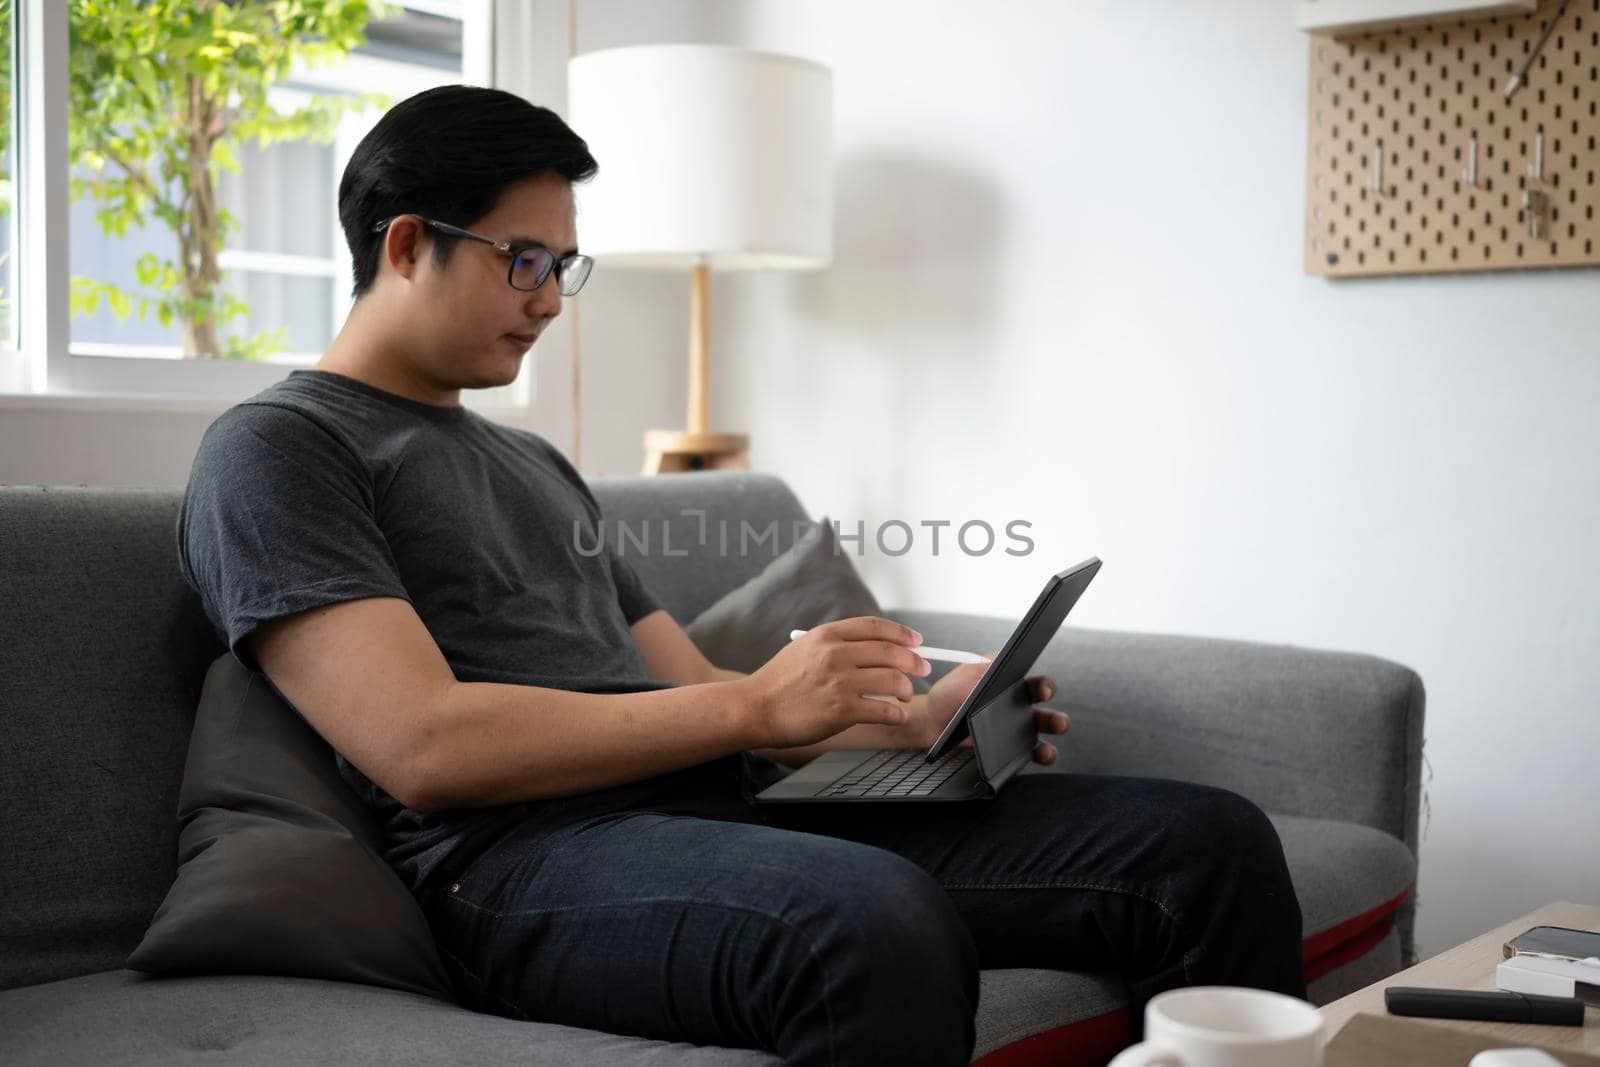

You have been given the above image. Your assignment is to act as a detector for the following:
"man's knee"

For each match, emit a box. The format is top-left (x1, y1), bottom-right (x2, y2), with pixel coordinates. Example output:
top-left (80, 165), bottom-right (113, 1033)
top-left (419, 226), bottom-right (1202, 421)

top-left (1160, 783), bottom-right (1303, 940)
top-left (768, 844), bottom-right (978, 1063)
top-left (1154, 783), bottom-right (1307, 995)
top-left (853, 849), bottom-right (976, 968)
top-left (1179, 785), bottom-right (1293, 881)
top-left (787, 844), bottom-right (972, 977)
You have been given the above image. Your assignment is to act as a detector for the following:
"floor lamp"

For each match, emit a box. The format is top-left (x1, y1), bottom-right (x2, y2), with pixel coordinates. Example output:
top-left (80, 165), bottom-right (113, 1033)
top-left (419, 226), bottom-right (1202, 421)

top-left (567, 44), bottom-right (833, 474)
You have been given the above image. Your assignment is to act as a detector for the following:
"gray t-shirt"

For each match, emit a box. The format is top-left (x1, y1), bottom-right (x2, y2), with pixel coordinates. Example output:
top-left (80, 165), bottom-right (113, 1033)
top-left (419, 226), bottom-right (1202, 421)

top-left (177, 368), bottom-right (670, 892)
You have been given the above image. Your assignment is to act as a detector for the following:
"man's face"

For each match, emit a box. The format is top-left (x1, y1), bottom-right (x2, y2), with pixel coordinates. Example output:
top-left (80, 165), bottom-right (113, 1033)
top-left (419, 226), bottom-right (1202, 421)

top-left (404, 172), bottom-right (578, 391)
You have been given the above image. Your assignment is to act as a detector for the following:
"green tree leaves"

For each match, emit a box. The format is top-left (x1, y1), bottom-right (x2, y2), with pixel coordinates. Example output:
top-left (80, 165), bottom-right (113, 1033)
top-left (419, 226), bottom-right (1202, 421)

top-left (66, 0), bottom-right (394, 358)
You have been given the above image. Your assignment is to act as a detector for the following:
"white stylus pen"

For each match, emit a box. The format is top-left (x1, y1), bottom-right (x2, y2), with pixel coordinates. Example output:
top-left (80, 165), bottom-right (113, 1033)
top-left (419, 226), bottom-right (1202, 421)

top-left (787, 629), bottom-right (988, 664)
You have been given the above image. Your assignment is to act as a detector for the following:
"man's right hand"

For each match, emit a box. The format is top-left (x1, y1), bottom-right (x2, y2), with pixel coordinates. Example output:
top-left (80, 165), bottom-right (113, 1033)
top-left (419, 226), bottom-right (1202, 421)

top-left (737, 616), bottom-right (932, 749)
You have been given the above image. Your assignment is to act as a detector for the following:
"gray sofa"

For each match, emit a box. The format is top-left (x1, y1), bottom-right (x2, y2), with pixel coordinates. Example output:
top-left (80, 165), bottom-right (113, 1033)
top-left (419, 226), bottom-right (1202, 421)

top-left (0, 472), bottom-right (1425, 1065)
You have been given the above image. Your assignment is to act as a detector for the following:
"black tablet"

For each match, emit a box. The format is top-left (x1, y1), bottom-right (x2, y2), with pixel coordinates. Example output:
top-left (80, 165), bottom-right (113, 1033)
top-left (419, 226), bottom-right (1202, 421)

top-left (925, 558), bottom-right (1102, 762)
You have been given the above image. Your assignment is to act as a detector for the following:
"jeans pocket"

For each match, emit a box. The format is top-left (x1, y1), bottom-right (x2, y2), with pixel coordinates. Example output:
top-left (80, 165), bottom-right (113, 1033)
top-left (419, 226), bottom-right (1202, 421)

top-left (447, 818), bottom-right (535, 898)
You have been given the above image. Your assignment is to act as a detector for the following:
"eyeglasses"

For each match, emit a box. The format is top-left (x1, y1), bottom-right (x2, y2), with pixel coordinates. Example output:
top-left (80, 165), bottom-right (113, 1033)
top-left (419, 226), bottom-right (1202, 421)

top-left (372, 214), bottom-right (594, 296)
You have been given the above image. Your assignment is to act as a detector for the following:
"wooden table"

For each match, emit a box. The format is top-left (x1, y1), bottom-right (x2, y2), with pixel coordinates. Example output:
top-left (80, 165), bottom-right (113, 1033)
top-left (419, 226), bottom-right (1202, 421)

top-left (1320, 901), bottom-right (1600, 1064)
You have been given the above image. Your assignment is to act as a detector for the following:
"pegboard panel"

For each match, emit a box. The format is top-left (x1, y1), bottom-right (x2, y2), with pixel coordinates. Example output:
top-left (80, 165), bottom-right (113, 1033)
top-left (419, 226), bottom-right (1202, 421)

top-left (1305, 0), bottom-right (1600, 276)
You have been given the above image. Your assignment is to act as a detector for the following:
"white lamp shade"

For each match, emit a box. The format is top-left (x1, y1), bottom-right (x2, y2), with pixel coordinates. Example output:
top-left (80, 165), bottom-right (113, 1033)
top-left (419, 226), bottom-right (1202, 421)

top-left (567, 44), bottom-right (833, 271)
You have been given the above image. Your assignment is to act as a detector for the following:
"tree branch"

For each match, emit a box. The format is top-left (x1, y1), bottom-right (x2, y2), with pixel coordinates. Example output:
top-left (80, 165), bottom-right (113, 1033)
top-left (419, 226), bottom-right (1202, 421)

top-left (95, 143), bottom-right (174, 218)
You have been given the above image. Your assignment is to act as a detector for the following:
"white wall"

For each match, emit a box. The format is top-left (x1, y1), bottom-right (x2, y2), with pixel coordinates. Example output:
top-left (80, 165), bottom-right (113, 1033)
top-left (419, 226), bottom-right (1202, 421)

top-left (702, 0), bottom-right (1599, 958)
top-left (0, 402), bottom-right (217, 487)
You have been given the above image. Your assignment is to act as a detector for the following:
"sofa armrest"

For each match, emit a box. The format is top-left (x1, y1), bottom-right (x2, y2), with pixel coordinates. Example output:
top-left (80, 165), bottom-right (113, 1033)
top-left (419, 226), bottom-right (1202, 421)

top-left (887, 609), bottom-right (1426, 857)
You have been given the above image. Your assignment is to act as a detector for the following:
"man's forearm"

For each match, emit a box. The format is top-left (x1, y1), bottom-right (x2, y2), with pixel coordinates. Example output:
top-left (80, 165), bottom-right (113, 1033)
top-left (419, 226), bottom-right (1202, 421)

top-left (411, 678), bottom-right (764, 810)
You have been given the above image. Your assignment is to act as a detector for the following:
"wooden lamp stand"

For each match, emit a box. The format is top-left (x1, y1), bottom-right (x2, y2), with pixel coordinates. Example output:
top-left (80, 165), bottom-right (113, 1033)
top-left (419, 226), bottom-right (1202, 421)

top-left (641, 263), bottom-right (750, 474)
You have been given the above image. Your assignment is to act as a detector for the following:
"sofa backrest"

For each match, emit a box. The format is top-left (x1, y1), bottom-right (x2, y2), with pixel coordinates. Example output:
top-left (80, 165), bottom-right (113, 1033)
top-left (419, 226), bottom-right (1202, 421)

top-left (587, 473), bottom-right (813, 623)
top-left (1, 487), bottom-right (223, 991)
top-left (0, 471), bottom-right (811, 991)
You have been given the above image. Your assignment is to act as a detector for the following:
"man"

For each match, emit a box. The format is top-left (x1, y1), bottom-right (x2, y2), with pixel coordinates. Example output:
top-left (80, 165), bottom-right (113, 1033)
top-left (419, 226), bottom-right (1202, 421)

top-left (178, 85), bottom-right (1305, 1066)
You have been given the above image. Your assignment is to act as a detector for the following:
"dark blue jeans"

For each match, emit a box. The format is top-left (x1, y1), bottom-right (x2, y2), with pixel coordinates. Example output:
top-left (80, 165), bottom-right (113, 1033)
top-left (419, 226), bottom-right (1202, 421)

top-left (416, 753), bottom-right (1305, 1066)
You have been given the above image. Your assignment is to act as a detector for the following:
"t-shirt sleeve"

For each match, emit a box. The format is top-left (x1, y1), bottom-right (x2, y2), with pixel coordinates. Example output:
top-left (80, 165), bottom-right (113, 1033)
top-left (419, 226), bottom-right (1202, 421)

top-left (176, 405), bottom-right (412, 674)
top-left (608, 547), bottom-right (663, 625)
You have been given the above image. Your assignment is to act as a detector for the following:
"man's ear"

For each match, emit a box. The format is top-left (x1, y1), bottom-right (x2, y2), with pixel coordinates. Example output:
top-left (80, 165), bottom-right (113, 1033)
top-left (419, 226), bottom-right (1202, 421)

top-left (381, 216), bottom-right (427, 283)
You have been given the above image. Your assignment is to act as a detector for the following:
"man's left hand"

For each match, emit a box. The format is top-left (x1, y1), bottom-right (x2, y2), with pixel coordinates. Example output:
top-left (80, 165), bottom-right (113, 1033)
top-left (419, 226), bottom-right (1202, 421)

top-left (910, 655), bottom-right (1067, 765)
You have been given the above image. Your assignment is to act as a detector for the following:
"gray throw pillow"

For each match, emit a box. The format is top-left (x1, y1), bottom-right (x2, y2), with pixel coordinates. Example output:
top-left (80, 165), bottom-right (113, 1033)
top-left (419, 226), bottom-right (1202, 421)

top-left (686, 516), bottom-right (929, 692)
top-left (127, 653), bottom-right (452, 999)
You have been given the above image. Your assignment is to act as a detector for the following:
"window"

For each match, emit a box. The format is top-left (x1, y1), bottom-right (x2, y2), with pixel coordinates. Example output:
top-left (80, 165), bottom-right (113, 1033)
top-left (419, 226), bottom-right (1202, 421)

top-left (0, 0), bottom-right (15, 354)
top-left (69, 3), bottom-right (470, 366)
top-left (3, 0), bottom-right (523, 406)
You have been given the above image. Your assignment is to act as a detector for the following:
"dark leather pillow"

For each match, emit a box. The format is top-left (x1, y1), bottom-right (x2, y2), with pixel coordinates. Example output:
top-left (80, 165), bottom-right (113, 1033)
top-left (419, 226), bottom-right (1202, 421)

top-left (686, 516), bottom-right (927, 692)
top-left (127, 653), bottom-right (452, 999)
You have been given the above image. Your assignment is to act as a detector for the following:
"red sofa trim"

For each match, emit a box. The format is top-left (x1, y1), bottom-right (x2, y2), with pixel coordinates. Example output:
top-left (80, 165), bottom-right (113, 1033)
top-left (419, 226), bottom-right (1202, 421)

top-left (973, 1007), bottom-right (1133, 1067)
top-left (1301, 887), bottom-right (1410, 982)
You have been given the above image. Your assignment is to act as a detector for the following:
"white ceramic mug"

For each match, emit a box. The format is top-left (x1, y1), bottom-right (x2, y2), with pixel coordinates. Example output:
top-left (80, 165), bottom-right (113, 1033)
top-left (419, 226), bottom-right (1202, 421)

top-left (1106, 986), bottom-right (1324, 1067)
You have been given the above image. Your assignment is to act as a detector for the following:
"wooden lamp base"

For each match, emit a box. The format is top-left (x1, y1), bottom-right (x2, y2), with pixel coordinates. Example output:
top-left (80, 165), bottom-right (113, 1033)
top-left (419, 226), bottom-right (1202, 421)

top-left (641, 430), bottom-right (749, 474)
top-left (642, 264), bottom-right (752, 475)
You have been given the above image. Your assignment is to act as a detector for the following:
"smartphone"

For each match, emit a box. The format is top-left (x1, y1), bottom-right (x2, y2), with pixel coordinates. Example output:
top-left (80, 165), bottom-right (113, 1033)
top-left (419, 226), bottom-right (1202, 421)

top-left (1503, 925), bottom-right (1600, 962)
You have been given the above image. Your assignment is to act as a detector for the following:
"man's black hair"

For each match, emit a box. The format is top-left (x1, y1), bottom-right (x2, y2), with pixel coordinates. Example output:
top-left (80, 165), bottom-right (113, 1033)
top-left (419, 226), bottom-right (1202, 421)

top-left (339, 84), bottom-right (598, 298)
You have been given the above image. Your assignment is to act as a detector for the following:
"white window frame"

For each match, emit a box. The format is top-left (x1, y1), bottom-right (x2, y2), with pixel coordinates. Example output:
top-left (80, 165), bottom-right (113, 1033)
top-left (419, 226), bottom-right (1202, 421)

top-left (6, 0), bottom-right (535, 411)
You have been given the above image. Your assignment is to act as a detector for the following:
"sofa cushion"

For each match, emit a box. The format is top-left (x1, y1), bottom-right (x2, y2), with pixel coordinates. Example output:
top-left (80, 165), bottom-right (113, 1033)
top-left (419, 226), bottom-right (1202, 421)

top-left (0, 944), bottom-right (1410, 1066)
top-left (589, 472), bottom-right (815, 625)
top-left (126, 653), bottom-right (451, 999)
top-left (971, 970), bottom-right (1131, 1064)
top-left (0, 970), bottom-right (775, 1065)
top-left (0, 966), bottom-right (1140, 1066)
top-left (1269, 815), bottom-right (1415, 988)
